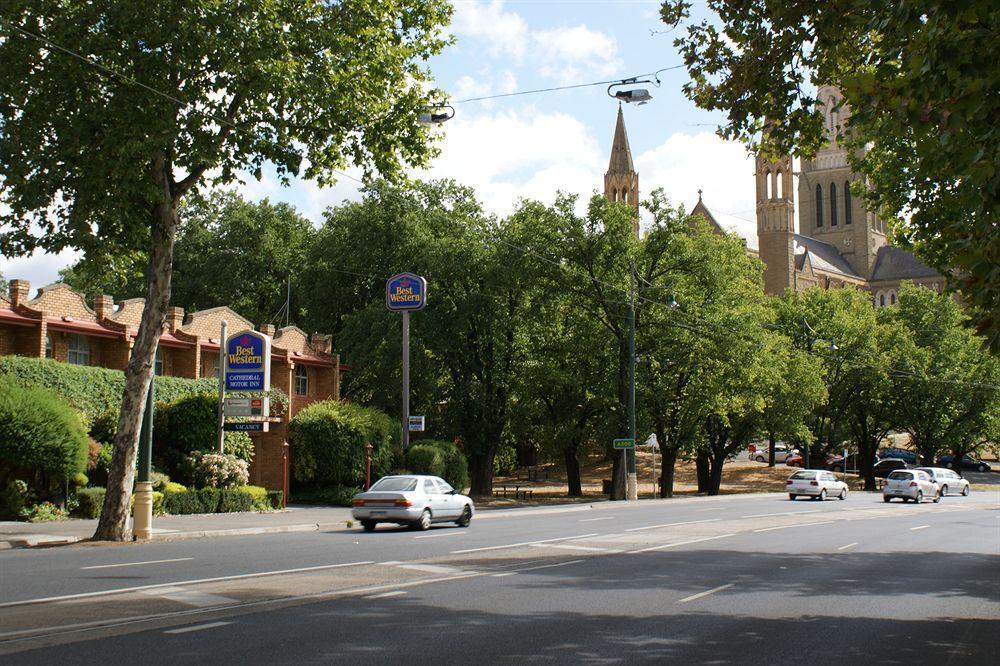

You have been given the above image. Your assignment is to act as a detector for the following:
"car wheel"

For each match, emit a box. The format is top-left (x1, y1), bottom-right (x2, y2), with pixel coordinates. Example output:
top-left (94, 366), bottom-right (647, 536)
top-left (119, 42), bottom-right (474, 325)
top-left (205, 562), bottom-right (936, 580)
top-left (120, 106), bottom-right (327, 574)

top-left (456, 505), bottom-right (473, 527)
top-left (839, 488), bottom-right (847, 500)
top-left (361, 520), bottom-right (377, 532)
top-left (962, 485), bottom-right (970, 496)
top-left (933, 490), bottom-right (941, 503)
top-left (978, 463), bottom-right (987, 472)
top-left (789, 494), bottom-right (797, 501)
top-left (819, 489), bottom-right (827, 501)
top-left (940, 484), bottom-right (948, 496)
top-left (411, 509), bottom-right (432, 531)
top-left (755, 455), bottom-right (765, 463)
top-left (883, 496), bottom-right (891, 503)
top-left (915, 490), bottom-right (923, 504)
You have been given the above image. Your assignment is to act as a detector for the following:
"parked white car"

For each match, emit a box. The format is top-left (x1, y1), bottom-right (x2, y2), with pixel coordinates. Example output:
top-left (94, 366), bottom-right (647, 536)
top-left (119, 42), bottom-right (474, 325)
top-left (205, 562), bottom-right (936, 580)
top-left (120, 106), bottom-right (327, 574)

top-left (914, 467), bottom-right (971, 497)
top-left (787, 469), bottom-right (848, 501)
top-left (351, 475), bottom-right (474, 532)
top-left (750, 444), bottom-right (796, 463)
top-left (882, 469), bottom-right (940, 503)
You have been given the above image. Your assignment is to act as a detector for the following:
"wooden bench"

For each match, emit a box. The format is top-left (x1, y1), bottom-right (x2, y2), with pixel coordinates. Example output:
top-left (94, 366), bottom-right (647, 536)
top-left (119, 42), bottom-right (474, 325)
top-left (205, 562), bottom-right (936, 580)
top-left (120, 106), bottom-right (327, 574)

top-left (494, 483), bottom-right (534, 500)
top-left (516, 465), bottom-right (548, 482)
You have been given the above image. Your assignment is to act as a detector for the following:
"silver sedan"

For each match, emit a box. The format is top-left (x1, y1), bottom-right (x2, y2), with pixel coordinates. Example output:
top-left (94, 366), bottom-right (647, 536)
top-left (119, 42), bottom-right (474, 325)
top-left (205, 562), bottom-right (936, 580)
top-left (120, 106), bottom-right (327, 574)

top-left (351, 475), bottom-right (475, 532)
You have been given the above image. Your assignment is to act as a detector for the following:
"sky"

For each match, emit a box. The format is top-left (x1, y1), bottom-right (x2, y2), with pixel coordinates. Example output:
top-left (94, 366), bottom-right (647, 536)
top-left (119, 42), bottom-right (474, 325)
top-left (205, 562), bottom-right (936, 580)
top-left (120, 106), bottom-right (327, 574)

top-left (1, 0), bottom-right (759, 288)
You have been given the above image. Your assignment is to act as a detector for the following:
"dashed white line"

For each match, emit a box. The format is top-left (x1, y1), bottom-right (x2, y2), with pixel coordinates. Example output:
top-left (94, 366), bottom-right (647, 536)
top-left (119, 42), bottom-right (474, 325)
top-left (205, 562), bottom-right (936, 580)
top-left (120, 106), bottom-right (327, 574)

top-left (531, 543), bottom-right (609, 552)
top-left (742, 510), bottom-right (820, 519)
top-left (81, 557), bottom-right (194, 570)
top-left (164, 621), bottom-right (232, 635)
top-left (365, 590), bottom-right (408, 599)
top-left (628, 534), bottom-right (735, 554)
top-left (678, 583), bottom-right (734, 604)
top-left (695, 507), bottom-right (727, 512)
top-left (579, 516), bottom-right (616, 522)
top-left (413, 531), bottom-right (466, 539)
top-left (450, 533), bottom-right (598, 555)
top-left (910, 525), bottom-right (931, 531)
top-left (625, 519), bottom-right (720, 532)
top-left (491, 559), bottom-right (585, 577)
top-left (753, 521), bottom-right (833, 533)
top-left (837, 542), bottom-right (859, 551)
top-left (397, 564), bottom-right (465, 574)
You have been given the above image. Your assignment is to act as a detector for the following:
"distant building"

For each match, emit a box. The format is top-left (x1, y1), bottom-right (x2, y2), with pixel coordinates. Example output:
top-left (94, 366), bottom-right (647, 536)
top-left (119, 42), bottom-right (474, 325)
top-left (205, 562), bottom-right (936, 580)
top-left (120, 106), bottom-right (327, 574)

top-left (0, 280), bottom-right (342, 496)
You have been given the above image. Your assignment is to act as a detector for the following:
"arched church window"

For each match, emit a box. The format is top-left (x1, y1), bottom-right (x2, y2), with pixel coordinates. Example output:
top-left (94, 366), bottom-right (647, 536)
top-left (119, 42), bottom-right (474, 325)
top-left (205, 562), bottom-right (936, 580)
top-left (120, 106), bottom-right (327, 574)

top-left (764, 170), bottom-right (771, 199)
top-left (830, 183), bottom-right (838, 226)
top-left (776, 170), bottom-right (783, 199)
top-left (844, 181), bottom-right (852, 225)
top-left (815, 184), bottom-right (823, 227)
top-left (890, 292), bottom-right (897, 305)
top-left (622, 187), bottom-right (629, 202)
top-left (829, 97), bottom-right (838, 135)
top-left (879, 293), bottom-right (885, 307)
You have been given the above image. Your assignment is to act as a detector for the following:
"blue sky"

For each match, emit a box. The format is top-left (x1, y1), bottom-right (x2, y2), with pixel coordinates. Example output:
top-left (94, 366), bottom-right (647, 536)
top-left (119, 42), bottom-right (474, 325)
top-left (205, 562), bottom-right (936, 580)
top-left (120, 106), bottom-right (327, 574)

top-left (3, 0), bottom-right (759, 287)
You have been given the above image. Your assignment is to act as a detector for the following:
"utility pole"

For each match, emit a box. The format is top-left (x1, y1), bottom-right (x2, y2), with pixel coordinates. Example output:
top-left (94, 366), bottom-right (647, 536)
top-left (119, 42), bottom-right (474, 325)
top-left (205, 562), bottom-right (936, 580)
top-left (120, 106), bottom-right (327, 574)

top-left (627, 263), bottom-right (638, 500)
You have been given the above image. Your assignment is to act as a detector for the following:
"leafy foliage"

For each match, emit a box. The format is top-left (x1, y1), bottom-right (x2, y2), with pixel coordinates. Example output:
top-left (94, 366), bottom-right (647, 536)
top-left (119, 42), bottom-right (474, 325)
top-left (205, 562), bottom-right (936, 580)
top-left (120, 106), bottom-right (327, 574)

top-left (184, 452), bottom-right (250, 489)
top-left (406, 440), bottom-right (470, 490)
top-left (74, 487), bottom-right (106, 519)
top-left (153, 392), bottom-right (254, 479)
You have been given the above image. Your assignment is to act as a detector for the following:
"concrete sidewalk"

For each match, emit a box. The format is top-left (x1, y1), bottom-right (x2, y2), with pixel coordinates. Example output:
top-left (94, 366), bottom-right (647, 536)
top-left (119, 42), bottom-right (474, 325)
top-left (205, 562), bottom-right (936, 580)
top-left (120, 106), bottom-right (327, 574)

top-left (0, 504), bottom-right (355, 549)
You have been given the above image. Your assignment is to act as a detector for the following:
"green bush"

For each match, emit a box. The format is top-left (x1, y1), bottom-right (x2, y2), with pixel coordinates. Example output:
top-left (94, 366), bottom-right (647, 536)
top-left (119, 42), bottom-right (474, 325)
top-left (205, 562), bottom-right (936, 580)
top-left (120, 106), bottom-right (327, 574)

top-left (163, 490), bottom-right (204, 515)
top-left (20, 501), bottom-right (68, 522)
top-left (406, 444), bottom-right (444, 477)
top-left (409, 440), bottom-right (469, 490)
top-left (184, 451), bottom-right (249, 489)
top-left (0, 479), bottom-right (33, 519)
top-left (289, 401), bottom-right (399, 488)
top-left (88, 442), bottom-right (114, 487)
top-left (293, 485), bottom-right (359, 507)
top-left (267, 490), bottom-right (284, 509)
top-left (75, 487), bottom-right (106, 519)
top-left (163, 481), bottom-right (187, 493)
top-left (151, 491), bottom-right (165, 516)
top-left (239, 485), bottom-right (270, 511)
top-left (149, 471), bottom-right (170, 491)
top-left (197, 487), bottom-right (221, 513)
top-left (0, 377), bottom-right (89, 484)
top-left (154, 393), bottom-right (254, 479)
top-left (71, 472), bottom-right (89, 488)
top-left (217, 488), bottom-right (254, 513)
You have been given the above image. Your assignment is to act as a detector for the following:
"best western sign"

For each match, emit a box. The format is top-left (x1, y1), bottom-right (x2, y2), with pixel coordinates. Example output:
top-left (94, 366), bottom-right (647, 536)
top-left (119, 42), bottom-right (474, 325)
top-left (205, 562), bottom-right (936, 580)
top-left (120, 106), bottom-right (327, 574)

top-left (224, 330), bottom-right (271, 391)
top-left (386, 272), bottom-right (428, 311)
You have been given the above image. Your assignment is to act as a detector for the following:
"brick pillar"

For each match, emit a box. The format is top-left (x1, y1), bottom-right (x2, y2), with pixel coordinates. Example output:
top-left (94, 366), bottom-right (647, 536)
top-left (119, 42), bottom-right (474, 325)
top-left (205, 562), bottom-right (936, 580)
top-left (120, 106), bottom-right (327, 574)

top-left (166, 307), bottom-right (184, 333)
top-left (260, 323), bottom-right (276, 337)
top-left (36, 320), bottom-right (48, 359)
top-left (9, 280), bottom-right (29, 308)
top-left (94, 294), bottom-right (115, 320)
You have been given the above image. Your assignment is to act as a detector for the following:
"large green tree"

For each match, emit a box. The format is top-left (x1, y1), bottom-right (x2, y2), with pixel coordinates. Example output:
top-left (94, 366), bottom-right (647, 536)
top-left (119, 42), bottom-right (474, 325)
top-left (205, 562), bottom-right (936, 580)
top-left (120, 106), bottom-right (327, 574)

top-left (0, 0), bottom-right (451, 540)
top-left (661, 0), bottom-right (1000, 350)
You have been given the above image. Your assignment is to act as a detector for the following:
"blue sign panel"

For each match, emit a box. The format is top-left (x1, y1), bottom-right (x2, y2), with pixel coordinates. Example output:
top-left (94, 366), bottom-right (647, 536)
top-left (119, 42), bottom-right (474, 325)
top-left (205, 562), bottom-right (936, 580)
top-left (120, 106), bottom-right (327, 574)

top-left (226, 372), bottom-right (265, 391)
top-left (227, 333), bottom-right (265, 370)
top-left (224, 422), bottom-right (265, 432)
top-left (386, 273), bottom-right (428, 311)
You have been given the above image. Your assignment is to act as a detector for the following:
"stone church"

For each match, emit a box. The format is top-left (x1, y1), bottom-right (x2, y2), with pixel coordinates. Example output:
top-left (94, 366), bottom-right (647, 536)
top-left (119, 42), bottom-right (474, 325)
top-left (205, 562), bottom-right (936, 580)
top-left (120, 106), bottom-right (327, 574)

top-left (605, 87), bottom-right (945, 305)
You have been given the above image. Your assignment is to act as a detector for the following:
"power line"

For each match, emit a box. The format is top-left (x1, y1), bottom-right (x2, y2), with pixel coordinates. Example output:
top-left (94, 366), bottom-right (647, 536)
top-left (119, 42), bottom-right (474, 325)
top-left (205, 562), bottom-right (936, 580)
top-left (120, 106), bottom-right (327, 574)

top-left (452, 65), bottom-right (685, 104)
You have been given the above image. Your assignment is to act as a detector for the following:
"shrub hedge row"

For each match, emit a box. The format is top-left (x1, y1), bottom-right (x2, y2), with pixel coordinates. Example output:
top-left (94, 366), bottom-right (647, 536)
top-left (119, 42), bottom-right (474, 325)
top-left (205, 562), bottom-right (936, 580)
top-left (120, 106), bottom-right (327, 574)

top-left (75, 485), bottom-right (279, 518)
top-left (406, 440), bottom-right (469, 490)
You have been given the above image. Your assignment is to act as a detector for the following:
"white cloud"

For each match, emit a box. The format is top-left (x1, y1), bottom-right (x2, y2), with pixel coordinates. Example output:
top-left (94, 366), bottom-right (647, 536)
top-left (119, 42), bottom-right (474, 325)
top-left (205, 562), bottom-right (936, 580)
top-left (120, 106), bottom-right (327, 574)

top-left (0, 247), bottom-right (81, 290)
top-left (533, 25), bottom-right (623, 84)
top-left (451, 1), bottom-right (529, 61)
top-left (451, 70), bottom-right (518, 103)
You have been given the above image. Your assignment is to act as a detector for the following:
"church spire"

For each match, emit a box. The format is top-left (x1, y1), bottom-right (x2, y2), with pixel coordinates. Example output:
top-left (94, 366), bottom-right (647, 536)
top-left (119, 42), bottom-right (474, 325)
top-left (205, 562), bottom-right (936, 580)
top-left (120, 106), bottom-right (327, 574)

top-left (604, 105), bottom-right (640, 234)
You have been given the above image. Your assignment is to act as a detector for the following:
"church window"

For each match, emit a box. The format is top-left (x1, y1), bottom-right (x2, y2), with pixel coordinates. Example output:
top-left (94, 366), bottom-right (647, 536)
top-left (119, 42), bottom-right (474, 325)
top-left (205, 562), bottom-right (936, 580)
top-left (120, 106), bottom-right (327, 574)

top-left (776, 170), bottom-right (783, 199)
top-left (844, 181), bottom-right (852, 225)
top-left (764, 170), bottom-right (771, 199)
top-left (815, 184), bottom-right (823, 227)
top-left (879, 294), bottom-right (885, 307)
top-left (622, 187), bottom-right (629, 202)
top-left (890, 292), bottom-right (897, 305)
top-left (830, 183), bottom-right (838, 226)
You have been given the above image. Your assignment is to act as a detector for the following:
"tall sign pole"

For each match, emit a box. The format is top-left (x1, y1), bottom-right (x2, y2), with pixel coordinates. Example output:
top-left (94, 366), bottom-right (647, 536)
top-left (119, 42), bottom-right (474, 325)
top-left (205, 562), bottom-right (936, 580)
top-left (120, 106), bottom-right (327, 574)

top-left (216, 320), bottom-right (227, 454)
top-left (387, 273), bottom-right (428, 452)
top-left (627, 264), bottom-right (638, 500)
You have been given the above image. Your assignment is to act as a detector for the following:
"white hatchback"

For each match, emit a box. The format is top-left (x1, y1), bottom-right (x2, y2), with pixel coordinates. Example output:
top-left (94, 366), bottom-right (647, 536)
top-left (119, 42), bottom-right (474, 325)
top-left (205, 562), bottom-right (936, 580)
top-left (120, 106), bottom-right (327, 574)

top-left (787, 469), bottom-right (848, 501)
top-left (914, 467), bottom-right (971, 497)
top-left (882, 469), bottom-right (940, 503)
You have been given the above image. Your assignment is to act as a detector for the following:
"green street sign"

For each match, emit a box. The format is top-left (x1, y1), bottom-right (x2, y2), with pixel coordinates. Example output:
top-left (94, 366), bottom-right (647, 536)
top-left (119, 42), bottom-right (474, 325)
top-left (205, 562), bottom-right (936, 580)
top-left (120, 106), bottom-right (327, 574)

top-left (613, 438), bottom-right (635, 450)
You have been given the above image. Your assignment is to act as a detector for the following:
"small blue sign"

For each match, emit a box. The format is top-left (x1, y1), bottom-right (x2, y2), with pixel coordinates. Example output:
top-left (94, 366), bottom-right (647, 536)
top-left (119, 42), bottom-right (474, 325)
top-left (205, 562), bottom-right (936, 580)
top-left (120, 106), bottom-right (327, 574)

top-left (386, 273), bottom-right (428, 311)
top-left (224, 422), bottom-right (265, 432)
top-left (226, 372), bottom-right (265, 391)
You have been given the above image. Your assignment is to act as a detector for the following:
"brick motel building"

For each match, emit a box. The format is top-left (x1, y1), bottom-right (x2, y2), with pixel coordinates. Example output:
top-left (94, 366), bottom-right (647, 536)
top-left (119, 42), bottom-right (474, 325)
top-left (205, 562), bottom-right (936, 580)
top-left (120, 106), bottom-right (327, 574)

top-left (0, 279), bottom-right (343, 497)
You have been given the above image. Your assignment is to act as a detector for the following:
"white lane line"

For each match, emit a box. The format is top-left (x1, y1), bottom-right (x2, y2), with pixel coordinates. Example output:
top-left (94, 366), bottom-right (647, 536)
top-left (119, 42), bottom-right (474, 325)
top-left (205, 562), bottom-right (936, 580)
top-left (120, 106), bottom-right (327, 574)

top-left (753, 521), bottom-right (833, 533)
top-left (625, 519), bottom-right (720, 532)
top-left (628, 534), bottom-right (735, 554)
top-left (365, 590), bottom-right (407, 599)
top-left (398, 564), bottom-right (466, 574)
top-left (164, 621), bottom-right (232, 635)
top-left (531, 543), bottom-right (608, 552)
top-left (837, 542), bottom-right (859, 551)
top-left (379, 561), bottom-right (402, 566)
top-left (491, 559), bottom-right (586, 577)
top-left (910, 525), bottom-right (931, 531)
top-left (140, 586), bottom-right (237, 608)
top-left (81, 557), bottom-right (194, 570)
top-left (678, 583), bottom-right (734, 604)
top-left (742, 510), bottom-right (820, 519)
top-left (0, 560), bottom-right (375, 609)
top-left (413, 531), bottom-right (466, 539)
top-left (579, 516), bottom-right (616, 522)
top-left (450, 533), bottom-right (598, 555)
top-left (695, 507), bottom-right (727, 512)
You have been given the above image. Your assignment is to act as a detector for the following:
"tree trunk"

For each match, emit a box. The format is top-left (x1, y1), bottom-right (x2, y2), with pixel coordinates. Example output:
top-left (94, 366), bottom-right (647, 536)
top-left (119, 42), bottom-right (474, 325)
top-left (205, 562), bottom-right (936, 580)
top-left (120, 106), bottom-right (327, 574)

top-left (609, 447), bottom-right (626, 500)
top-left (707, 452), bottom-right (725, 496)
top-left (767, 432), bottom-right (776, 467)
top-left (858, 438), bottom-right (877, 491)
top-left (468, 449), bottom-right (497, 498)
top-left (93, 190), bottom-right (177, 541)
top-left (563, 445), bottom-right (582, 497)
top-left (695, 452), bottom-right (710, 493)
top-left (659, 445), bottom-right (677, 498)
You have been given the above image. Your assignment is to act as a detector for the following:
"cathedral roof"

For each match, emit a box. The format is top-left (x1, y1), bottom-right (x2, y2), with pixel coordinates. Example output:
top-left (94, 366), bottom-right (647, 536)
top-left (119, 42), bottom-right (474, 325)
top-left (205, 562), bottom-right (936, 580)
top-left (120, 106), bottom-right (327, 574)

top-left (792, 234), bottom-right (862, 279)
top-left (607, 105), bottom-right (635, 174)
top-left (690, 198), bottom-right (759, 253)
top-left (870, 245), bottom-right (940, 282)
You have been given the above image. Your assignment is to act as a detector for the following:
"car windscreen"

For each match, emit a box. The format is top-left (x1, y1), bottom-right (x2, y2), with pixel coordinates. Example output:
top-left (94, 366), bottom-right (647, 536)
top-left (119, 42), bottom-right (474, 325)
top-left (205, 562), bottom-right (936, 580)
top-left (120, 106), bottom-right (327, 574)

top-left (370, 477), bottom-right (418, 492)
top-left (790, 471), bottom-right (816, 480)
top-left (887, 471), bottom-right (912, 480)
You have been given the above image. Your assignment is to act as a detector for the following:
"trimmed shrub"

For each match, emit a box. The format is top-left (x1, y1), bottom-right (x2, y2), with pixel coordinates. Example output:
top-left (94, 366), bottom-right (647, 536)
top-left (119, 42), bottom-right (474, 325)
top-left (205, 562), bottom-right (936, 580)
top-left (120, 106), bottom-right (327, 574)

top-left (71, 472), bottom-right (89, 488)
top-left (239, 485), bottom-right (270, 511)
top-left (149, 471), bottom-right (170, 491)
top-left (197, 487), bottom-right (221, 513)
top-left (151, 491), bottom-right (165, 516)
top-left (184, 451), bottom-right (249, 489)
top-left (217, 488), bottom-right (254, 513)
top-left (289, 401), bottom-right (399, 488)
top-left (266, 490), bottom-right (284, 509)
top-left (163, 481), bottom-right (187, 494)
top-left (76, 487), bottom-right (106, 519)
top-left (163, 490), bottom-right (204, 515)
top-left (409, 440), bottom-right (469, 490)
top-left (293, 485), bottom-right (359, 507)
top-left (0, 479), bottom-right (33, 519)
top-left (406, 445), bottom-right (444, 478)
top-left (0, 377), bottom-right (89, 486)
top-left (154, 393), bottom-right (254, 479)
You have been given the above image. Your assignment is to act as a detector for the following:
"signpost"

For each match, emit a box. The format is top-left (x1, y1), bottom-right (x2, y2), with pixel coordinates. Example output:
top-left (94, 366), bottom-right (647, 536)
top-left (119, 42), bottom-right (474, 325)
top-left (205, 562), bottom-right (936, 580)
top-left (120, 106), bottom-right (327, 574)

top-left (386, 273), bottom-right (428, 451)
top-left (408, 415), bottom-right (426, 432)
top-left (613, 438), bottom-right (635, 450)
top-left (224, 422), bottom-right (268, 433)
top-left (217, 328), bottom-right (272, 453)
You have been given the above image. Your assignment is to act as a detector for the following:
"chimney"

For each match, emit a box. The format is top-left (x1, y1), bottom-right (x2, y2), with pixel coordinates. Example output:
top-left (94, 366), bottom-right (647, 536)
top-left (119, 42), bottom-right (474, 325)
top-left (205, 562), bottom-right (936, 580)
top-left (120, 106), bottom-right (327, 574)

top-left (310, 333), bottom-right (332, 354)
top-left (94, 294), bottom-right (115, 320)
top-left (9, 279), bottom-right (29, 308)
top-left (166, 307), bottom-right (184, 332)
top-left (260, 324), bottom-right (276, 337)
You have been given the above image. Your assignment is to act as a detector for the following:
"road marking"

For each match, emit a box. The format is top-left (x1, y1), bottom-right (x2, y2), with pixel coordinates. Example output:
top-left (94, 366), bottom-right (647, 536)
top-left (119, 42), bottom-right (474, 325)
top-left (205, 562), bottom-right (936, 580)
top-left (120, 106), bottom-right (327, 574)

top-left (450, 533), bottom-right (598, 555)
top-left (910, 525), bottom-right (931, 531)
top-left (140, 586), bottom-right (237, 608)
top-left (628, 534), bottom-right (735, 554)
top-left (579, 516), bottom-right (616, 522)
top-left (164, 621), bottom-right (232, 635)
top-left (413, 531), bottom-right (465, 539)
top-left (531, 543), bottom-right (608, 552)
top-left (81, 557), bottom-right (194, 570)
top-left (0, 560), bottom-right (375, 609)
top-left (365, 590), bottom-right (407, 599)
top-left (625, 519), bottom-right (720, 532)
top-left (492, 559), bottom-right (585, 577)
top-left (695, 507), bottom-right (726, 512)
top-left (398, 564), bottom-right (466, 574)
top-left (742, 510), bottom-right (820, 518)
top-left (837, 542), bottom-right (859, 551)
top-left (753, 521), bottom-right (833, 533)
top-left (678, 583), bottom-right (734, 604)
top-left (379, 561), bottom-right (402, 565)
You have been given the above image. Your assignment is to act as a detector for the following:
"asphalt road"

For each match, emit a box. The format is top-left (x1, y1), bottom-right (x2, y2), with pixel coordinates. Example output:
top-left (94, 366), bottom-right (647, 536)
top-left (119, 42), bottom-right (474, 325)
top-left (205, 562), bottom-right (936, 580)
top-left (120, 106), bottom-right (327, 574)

top-left (2, 490), bottom-right (997, 664)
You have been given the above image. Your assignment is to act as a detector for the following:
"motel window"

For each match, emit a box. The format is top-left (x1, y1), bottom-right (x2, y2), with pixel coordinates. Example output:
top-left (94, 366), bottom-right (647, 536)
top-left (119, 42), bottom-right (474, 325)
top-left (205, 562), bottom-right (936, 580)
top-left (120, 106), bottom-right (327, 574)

top-left (154, 347), bottom-right (164, 376)
top-left (45, 334), bottom-right (53, 359)
top-left (67, 334), bottom-right (90, 366)
top-left (294, 365), bottom-right (309, 396)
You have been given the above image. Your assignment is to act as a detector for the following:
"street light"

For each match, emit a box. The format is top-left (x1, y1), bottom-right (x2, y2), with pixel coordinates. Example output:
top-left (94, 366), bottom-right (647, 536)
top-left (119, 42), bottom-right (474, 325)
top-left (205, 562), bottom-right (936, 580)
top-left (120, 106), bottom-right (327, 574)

top-left (607, 78), bottom-right (654, 105)
top-left (417, 104), bottom-right (455, 126)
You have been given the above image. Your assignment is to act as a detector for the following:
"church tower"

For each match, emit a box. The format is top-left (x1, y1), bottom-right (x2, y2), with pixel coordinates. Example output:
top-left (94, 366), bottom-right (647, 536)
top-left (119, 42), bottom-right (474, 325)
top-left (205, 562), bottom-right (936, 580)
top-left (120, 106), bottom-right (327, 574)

top-left (756, 148), bottom-right (796, 295)
top-left (604, 105), bottom-right (640, 235)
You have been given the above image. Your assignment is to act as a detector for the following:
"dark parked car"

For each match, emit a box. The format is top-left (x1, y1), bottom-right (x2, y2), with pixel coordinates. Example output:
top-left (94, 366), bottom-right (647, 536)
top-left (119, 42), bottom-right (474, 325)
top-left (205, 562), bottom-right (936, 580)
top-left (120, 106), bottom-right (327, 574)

top-left (935, 455), bottom-right (992, 472)
top-left (878, 447), bottom-right (917, 464)
top-left (873, 458), bottom-right (908, 478)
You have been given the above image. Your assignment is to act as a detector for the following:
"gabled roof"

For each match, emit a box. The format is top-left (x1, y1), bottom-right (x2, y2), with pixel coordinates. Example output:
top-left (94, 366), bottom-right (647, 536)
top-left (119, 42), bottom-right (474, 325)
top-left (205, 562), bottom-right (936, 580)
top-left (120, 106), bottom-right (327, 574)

top-left (690, 198), bottom-right (759, 253)
top-left (607, 106), bottom-right (635, 174)
top-left (870, 245), bottom-right (940, 282)
top-left (792, 234), bottom-right (861, 279)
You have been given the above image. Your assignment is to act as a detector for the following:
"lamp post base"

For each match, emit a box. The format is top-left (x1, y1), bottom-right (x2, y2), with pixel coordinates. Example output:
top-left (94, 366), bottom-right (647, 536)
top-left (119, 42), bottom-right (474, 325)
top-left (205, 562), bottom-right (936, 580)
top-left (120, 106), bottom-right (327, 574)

top-left (133, 481), bottom-right (153, 540)
top-left (626, 473), bottom-right (638, 501)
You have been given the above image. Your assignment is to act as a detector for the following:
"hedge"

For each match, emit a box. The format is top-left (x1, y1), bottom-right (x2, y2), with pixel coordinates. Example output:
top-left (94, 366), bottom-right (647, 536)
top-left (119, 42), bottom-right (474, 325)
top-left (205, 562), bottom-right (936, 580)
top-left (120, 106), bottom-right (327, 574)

top-left (0, 377), bottom-right (89, 486)
top-left (293, 485), bottom-right (360, 507)
top-left (75, 487), bottom-right (164, 519)
top-left (162, 488), bottom-right (260, 515)
top-left (289, 401), bottom-right (399, 488)
top-left (407, 440), bottom-right (469, 490)
top-left (154, 393), bottom-right (254, 479)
